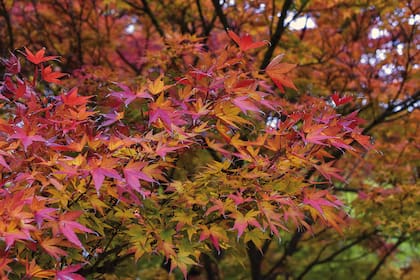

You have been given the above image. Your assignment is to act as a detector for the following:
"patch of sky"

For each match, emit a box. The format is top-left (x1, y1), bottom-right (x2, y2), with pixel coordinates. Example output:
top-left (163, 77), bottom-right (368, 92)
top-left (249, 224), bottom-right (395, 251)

top-left (408, 14), bottom-right (419, 25)
top-left (284, 12), bottom-right (316, 30)
top-left (369, 27), bottom-right (390, 39)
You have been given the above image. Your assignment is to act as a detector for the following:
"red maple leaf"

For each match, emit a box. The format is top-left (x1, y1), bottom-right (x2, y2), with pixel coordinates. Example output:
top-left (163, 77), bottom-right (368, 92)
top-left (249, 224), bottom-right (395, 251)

top-left (314, 161), bottom-right (346, 182)
top-left (352, 132), bottom-right (373, 150)
top-left (61, 88), bottom-right (92, 106)
top-left (109, 83), bottom-right (152, 106)
top-left (331, 92), bottom-right (352, 106)
top-left (24, 47), bottom-right (59, 65)
top-left (265, 54), bottom-right (297, 93)
top-left (41, 65), bottom-right (67, 84)
top-left (227, 30), bottom-right (269, 52)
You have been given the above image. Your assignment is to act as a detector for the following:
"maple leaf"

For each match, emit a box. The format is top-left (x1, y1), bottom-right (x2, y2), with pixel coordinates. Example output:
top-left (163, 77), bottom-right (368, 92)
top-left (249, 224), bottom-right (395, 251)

top-left (0, 255), bottom-right (13, 274)
top-left (58, 211), bottom-right (94, 248)
top-left (109, 83), bottom-right (152, 106)
top-left (155, 141), bottom-right (186, 158)
top-left (199, 225), bottom-right (228, 253)
top-left (0, 154), bottom-right (11, 171)
top-left (352, 132), bottom-right (373, 150)
top-left (29, 196), bottom-right (57, 228)
top-left (227, 30), bottom-right (269, 51)
top-left (314, 161), bottom-right (346, 182)
top-left (24, 47), bottom-right (58, 65)
top-left (188, 97), bottom-right (211, 121)
top-left (41, 65), bottom-right (67, 84)
top-left (302, 124), bottom-right (333, 145)
top-left (205, 198), bottom-right (234, 217)
top-left (89, 158), bottom-right (122, 194)
top-left (9, 127), bottom-right (46, 151)
top-left (40, 238), bottom-right (68, 260)
top-left (331, 92), bottom-right (352, 106)
top-left (123, 161), bottom-right (155, 196)
top-left (265, 54), bottom-right (297, 92)
top-left (47, 133), bottom-right (87, 152)
top-left (56, 264), bottom-right (85, 280)
top-left (101, 111), bottom-right (124, 127)
top-left (67, 105), bottom-right (96, 121)
top-left (328, 137), bottom-right (354, 151)
top-left (3, 226), bottom-right (33, 250)
top-left (228, 192), bottom-right (253, 206)
top-left (148, 94), bottom-right (174, 129)
top-left (15, 79), bottom-right (27, 98)
top-left (148, 76), bottom-right (172, 95)
top-left (231, 210), bottom-right (262, 238)
top-left (232, 96), bottom-right (260, 113)
top-left (303, 189), bottom-right (342, 217)
top-left (22, 259), bottom-right (55, 279)
top-left (61, 88), bottom-right (92, 106)
top-left (244, 228), bottom-right (270, 252)
top-left (1, 51), bottom-right (21, 74)
top-left (322, 208), bottom-right (346, 235)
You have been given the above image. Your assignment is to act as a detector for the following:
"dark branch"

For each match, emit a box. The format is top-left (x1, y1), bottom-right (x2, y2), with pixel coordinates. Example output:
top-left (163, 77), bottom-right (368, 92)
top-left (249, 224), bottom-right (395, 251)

top-left (0, 0), bottom-right (14, 51)
top-left (296, 231), bottom-right (377, 279)
top-left (260, 0), bottom-right (294, 70)
top-left (124, 0), bottom-right (165, 38)
top-left (365, 235), bottom-right (407, 280)
top-left (211, 0), bottom-right (229, 30)
top-left (363, 90), bottom-right (420, 134)
top-left (263, 227), bottom-right (307, 280)
top-left (116, 48), bottom-right (141, 75)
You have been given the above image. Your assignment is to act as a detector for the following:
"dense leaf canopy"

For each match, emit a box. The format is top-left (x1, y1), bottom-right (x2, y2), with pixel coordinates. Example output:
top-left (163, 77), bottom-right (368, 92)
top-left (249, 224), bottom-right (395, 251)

top-left (0, 0), bottom-right (418, 279)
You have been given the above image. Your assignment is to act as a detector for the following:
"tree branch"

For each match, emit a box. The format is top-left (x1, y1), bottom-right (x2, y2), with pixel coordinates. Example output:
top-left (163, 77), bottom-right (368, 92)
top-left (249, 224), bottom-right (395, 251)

top-left (0, 0), bottom-right (14, 51)
top-left (296, 230), bottom-right (377, 279)
top-left (363, 90), bottom-right (419, 134)
top-left (365, 234), bottom-right (406, 280)
top-left (211, 0), bottom-right (229, 30)
top-left (263, 227), bottom-right (307, 280)
top-left (116, 48), bottom-right (141, 75)
top-left (124, 0), bottom-right (165, 38)
top-left (260, 0), bottom-right (293, 70)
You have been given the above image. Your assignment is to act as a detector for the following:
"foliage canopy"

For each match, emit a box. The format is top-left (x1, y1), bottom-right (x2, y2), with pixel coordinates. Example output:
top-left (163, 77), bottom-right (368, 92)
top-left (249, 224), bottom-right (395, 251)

top-left (0, 0), bottom-right (418, 279)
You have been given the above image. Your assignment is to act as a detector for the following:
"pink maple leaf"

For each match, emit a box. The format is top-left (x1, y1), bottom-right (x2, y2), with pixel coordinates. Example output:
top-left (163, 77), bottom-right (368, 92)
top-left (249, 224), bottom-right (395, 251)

top-left (56, 264), bottom-right (85, 280)
top-left (58, 211), bottom-right (94, 248)
top-left (303, 190), bottom-right (342, 216)
top-left (123, 162), bottom-right (154, 196)
top-left (232, 96), bottom-right (260, 113)
top-left (9, 127), bottom-right (45, 151)
top-left (34, 208), bottom-right (57, 228)
top-left (91, 167), bottom-right (122, 194)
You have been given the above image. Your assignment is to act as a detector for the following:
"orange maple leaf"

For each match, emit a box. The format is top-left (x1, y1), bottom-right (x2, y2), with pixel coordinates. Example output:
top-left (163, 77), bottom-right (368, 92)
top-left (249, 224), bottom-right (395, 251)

top-left (266, 54), bottom-right (297, 92)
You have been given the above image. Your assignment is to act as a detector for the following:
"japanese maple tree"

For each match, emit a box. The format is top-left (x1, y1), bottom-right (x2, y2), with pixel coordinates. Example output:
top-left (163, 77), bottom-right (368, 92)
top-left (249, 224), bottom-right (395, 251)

top-left (0, 0), bottom-right (418, 279)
